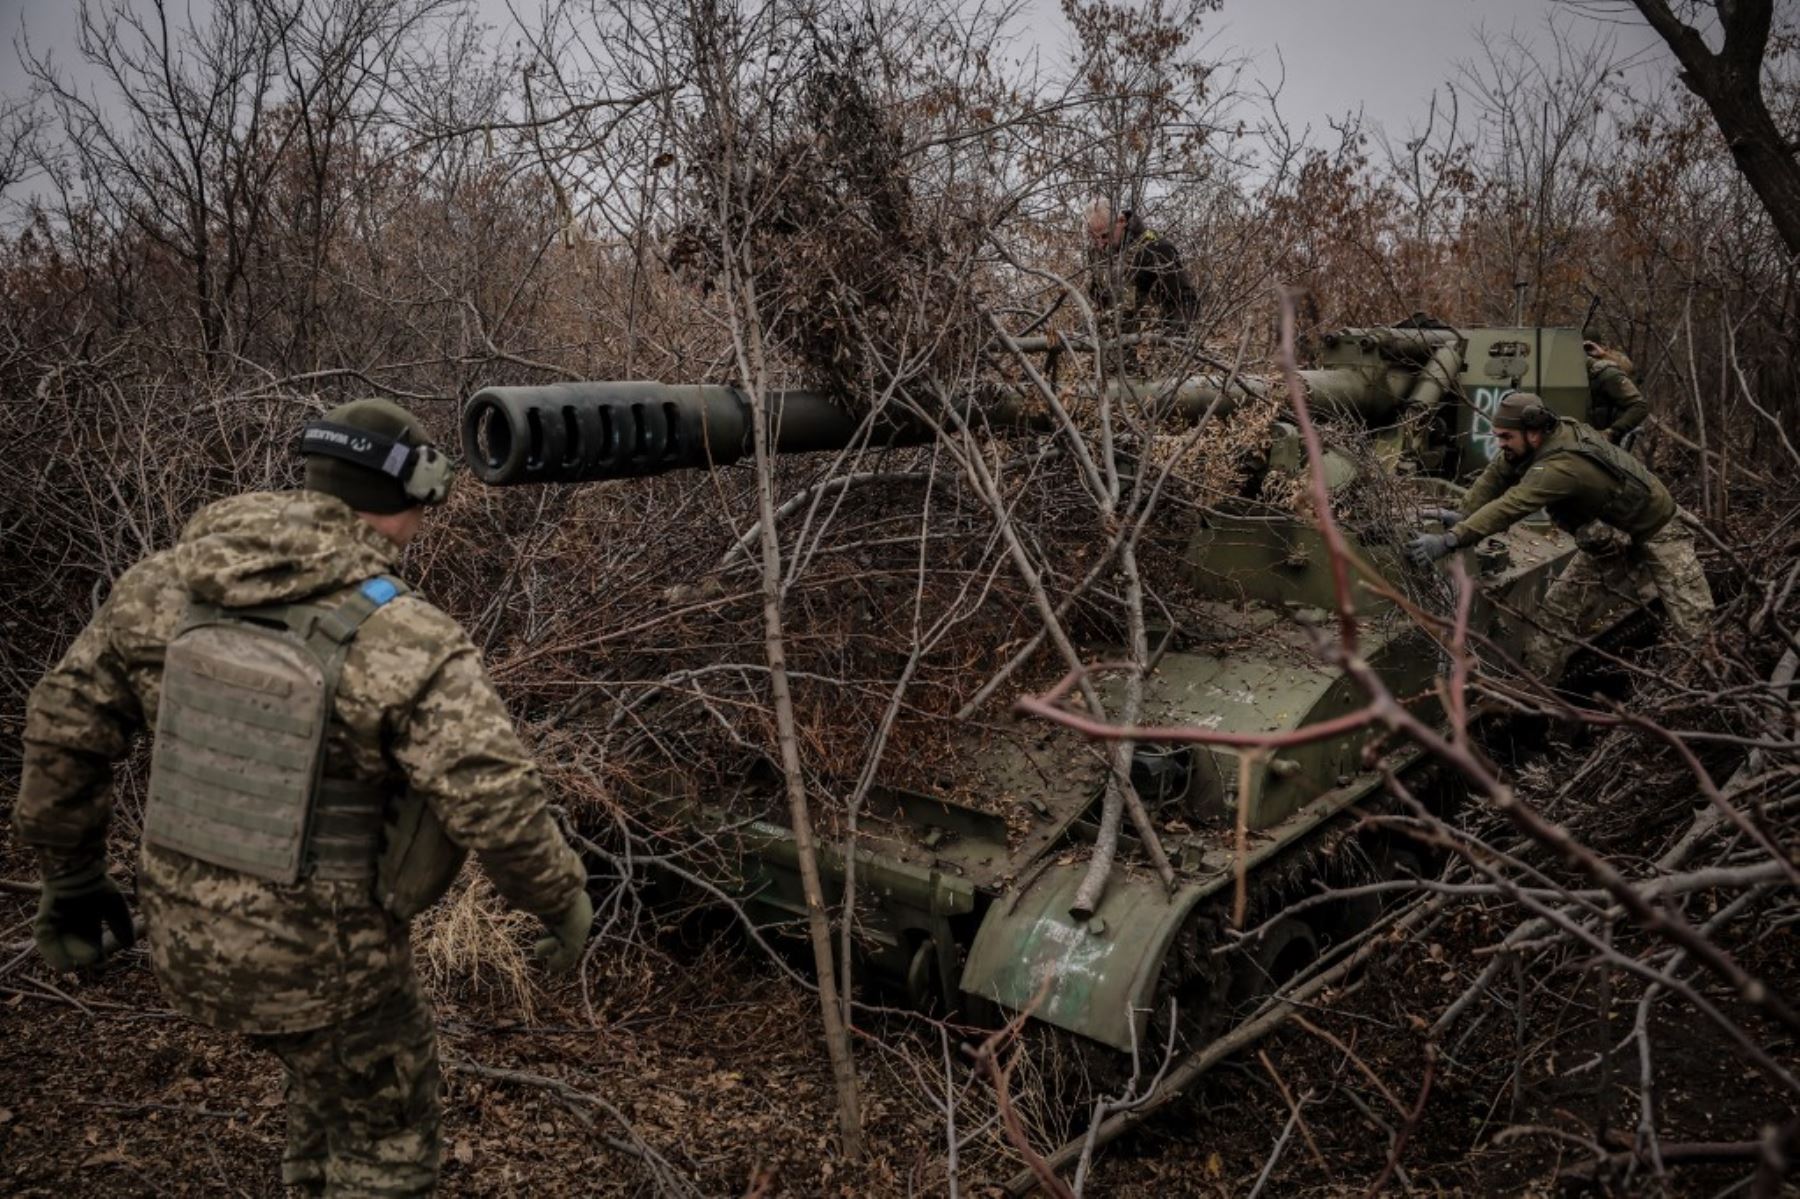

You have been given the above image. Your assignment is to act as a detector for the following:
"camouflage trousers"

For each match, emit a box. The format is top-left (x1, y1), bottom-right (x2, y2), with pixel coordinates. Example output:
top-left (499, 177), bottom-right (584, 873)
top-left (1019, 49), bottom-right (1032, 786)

top-left (1523, 513), bottom-right (1715, 683)
top-left (248, 977), bottom-right (442, 1196)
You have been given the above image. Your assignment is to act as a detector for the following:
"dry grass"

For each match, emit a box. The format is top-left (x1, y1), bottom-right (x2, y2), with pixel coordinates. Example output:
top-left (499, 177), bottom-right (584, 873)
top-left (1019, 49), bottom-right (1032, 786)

top-left (417, 877), bottom-right (543, 1023)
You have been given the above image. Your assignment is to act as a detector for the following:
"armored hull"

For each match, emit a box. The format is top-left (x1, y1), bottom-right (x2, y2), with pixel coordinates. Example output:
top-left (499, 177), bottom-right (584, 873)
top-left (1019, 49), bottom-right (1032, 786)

top-left (465, 323), bottom-right (1647, 1051)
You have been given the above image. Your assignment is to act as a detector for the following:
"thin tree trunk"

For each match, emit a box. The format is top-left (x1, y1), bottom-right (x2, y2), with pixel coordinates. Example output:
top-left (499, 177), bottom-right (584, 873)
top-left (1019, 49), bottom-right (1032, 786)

top-left (686, 0), bottom-right (861, 1149)
top-left (1072, 541), bottom-right (1152, 920)
top-left (730, 269), bottom-right (864, 1160)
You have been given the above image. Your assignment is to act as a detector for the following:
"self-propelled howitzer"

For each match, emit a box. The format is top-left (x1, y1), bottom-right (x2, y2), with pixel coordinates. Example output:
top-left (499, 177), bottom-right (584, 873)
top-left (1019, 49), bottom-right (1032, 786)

top-left (463, 324), bottom-right (1636, 1053)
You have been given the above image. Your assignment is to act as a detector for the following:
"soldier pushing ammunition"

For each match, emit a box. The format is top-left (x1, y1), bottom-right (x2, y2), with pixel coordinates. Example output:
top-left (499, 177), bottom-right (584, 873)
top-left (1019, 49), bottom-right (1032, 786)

top-left (1084, 198), bottom-right (1201, 328)
top-left (15, 398), bottom-right (595, 1195)
top-left (1408, 392), bottom-right (1713, 683)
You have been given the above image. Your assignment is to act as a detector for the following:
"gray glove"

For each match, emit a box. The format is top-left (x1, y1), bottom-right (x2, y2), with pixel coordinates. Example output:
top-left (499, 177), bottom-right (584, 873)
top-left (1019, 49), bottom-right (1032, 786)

top-left (533, 889), bottom-right (595, 974)
top-left (1406, 531), bottom-right (1458, 567)
top-left (1418, 506), bottom-right (1462, 528)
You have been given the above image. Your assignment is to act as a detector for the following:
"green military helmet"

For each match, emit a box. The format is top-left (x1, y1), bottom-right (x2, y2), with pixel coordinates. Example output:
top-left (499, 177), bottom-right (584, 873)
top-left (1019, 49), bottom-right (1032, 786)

top-left (1492, 391), bottom-right (1557, 432)
top-left (300, 397), bottom-right (455, 513)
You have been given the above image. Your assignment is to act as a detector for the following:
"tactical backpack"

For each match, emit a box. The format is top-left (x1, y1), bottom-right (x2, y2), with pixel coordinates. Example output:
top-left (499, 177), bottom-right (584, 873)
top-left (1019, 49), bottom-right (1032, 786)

top-left (1585, 358), bottom-right (1635, 430)
top-left (1535, 421), bottom-right (1673, 536)
top-left (144, 576), bottom-right (464, 911)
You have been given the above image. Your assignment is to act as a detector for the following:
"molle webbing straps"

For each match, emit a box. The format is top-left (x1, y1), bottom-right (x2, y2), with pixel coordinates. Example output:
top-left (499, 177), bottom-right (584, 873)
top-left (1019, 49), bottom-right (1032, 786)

top-left (303, 576), bottom-right (410, 880)
top-left (144, 575), bottom-right (409, 884)
top-left (147, 615), bottom-right (328, 883)
top-left (307, 775), bottom-right (387, 881)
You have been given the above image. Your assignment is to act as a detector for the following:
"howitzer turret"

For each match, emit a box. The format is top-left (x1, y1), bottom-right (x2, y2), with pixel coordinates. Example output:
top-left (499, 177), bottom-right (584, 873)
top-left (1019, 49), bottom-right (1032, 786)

top-left (466, 323), bottom-right (1644, 1063)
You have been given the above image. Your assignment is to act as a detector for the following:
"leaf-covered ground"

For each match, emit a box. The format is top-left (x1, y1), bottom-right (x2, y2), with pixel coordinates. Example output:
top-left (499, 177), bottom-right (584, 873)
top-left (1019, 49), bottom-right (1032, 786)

top-left (4, 797), bottom-right (1792, 1197)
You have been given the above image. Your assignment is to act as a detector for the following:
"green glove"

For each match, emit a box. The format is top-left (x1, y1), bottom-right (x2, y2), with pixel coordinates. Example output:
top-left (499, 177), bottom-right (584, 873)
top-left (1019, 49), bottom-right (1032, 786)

top-left (34, 864), bottom-right (135, 970)
top-left (532, 889), bottom-right (595, 974)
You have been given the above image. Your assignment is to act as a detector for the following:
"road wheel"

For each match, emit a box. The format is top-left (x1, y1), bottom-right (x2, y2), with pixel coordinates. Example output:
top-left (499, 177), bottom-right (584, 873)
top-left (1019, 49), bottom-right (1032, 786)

top-left (1330, 836), bottom-right (1430, 938)
top-left (1230, 916), bottom-right (1319, 1009)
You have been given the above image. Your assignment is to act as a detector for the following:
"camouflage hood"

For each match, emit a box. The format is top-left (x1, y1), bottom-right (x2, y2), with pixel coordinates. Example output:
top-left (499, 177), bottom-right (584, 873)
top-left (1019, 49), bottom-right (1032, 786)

top-left (173, 490), bottom-right (399, 609)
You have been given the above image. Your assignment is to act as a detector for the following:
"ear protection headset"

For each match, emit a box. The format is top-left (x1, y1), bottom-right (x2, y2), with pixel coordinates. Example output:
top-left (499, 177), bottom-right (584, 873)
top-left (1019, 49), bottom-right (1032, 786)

top-left (298, 421), bottom-right (455, 505)
top-left (1516, 397), bottom-right (1558, 432)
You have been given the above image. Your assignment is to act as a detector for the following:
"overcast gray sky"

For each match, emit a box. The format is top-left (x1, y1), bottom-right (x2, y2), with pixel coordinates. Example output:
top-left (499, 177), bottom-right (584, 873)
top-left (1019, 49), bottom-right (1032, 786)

top-left (0, 0), bottom-right (1674, 140)
top-left (1191, 0), bottom-right (1665, 138)
top-left (995, 0), bottom-right (1670, 142)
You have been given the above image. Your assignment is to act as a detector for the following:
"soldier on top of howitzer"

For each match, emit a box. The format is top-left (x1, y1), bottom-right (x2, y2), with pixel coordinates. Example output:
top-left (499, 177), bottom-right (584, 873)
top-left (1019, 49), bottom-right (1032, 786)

top-left (1407, 392), bottom-right (1714, 684)
top-left (1583, 339), bottom-right (1649, 444)
top-left (15, 398), bottom-right (595, 1196)
top-left (1084, 197), bottom-right (1202, 329)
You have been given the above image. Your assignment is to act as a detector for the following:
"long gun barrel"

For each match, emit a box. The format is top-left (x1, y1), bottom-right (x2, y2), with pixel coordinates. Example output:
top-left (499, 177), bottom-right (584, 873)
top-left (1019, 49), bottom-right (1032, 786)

top-left (462, 327), bottom-right (1475, 486)
top-left (1105, 366), bottom-right (1412, 426)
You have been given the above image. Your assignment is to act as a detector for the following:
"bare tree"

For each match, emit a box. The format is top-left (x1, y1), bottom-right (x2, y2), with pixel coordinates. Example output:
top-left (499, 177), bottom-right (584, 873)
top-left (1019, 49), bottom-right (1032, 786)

top-left (1625, 0), bottom-right (1800, 258)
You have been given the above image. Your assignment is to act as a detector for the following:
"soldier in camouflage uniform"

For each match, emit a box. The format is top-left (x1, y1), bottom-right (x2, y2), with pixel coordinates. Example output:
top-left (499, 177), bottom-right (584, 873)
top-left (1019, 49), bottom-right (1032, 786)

top-left (1584, 340), bottom-right (1648, 444)
top-left (15, 398), bottom-right (594, 1195)
top-left (1408, 392), bottom-right (1713, 683)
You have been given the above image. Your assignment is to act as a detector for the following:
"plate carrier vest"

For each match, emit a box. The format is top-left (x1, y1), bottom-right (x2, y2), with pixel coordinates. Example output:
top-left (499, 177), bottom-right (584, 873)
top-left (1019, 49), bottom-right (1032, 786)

top-left (1534, 420), bottom-right (1671, 536)
top-left (144, 576), bottom-right (408, 885)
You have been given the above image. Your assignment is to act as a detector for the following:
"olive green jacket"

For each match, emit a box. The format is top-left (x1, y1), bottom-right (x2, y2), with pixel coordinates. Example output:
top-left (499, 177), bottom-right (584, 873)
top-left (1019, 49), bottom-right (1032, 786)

top-left (16, 491), bottom-right (586, 1034)
top-left (1588, 358), bottom-right (1647, 440)
top-left (1453, 420), bottom-right (1676, 546)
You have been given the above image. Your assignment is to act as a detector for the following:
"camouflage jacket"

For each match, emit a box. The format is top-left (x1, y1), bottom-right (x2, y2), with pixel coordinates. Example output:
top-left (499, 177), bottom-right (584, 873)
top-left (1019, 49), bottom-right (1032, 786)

top-left (16, 491), bottom-right (585, 1034)
top-left (1453, 421), bottom-right (1676, 547)
top-left (1587, 357), bottom-right (1647, 440)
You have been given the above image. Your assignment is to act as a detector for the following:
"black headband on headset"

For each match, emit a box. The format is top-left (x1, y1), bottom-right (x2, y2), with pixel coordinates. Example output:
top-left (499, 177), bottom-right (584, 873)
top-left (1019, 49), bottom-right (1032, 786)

top-left (298, 420), bottom-right (454, 505)
top-left (299, 421), bottom-right (418, 477)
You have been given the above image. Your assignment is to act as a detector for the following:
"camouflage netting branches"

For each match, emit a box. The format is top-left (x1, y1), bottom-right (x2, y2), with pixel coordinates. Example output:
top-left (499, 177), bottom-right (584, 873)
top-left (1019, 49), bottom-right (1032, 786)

top-left (668, 20), bottom-right (988, 404)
